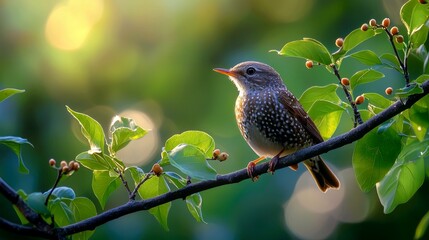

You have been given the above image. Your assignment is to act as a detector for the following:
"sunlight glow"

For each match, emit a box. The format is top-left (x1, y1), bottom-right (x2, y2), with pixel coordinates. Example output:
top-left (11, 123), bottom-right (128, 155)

top-left (116, 109), bottom-right (160, 166)
top-left (284, 168), bottom-right (370, 239)
top-left (45, 0), bottom-right (103, 50)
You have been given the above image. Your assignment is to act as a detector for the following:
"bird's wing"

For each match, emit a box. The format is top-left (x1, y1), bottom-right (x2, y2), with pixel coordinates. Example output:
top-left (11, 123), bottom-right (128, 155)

top-left (279, 90), bottom-right (324, 143)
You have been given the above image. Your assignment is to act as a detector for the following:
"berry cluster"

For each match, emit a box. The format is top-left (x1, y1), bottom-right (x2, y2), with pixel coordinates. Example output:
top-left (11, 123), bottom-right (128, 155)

top-left (49, 158), bottom-right (80, 174)
top-left (212, 149), bottom-right (229, 161)
top-left (361, 18), bottom-right (404, 43)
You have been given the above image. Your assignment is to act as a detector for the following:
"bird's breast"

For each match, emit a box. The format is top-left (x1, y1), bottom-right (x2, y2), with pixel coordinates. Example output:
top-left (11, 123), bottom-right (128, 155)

top-left (234, 90), bottom-right (312, 157)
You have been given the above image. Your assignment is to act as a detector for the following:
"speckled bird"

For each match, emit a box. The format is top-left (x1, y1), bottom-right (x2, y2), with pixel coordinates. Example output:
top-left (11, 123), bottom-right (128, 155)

top-left (213, 61), bottom-right (340, 192)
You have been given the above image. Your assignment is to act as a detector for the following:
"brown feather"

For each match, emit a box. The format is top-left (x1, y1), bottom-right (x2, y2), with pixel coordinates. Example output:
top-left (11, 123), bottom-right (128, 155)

top-left (278, 90), bottom-right (324, 143)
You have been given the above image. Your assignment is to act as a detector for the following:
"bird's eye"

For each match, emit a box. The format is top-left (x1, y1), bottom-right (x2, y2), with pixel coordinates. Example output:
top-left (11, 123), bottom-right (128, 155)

top-left (246, 67), bottom-right (256, 75)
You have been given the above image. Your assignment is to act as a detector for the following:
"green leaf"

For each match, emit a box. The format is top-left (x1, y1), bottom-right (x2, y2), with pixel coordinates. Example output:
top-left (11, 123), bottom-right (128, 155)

top-left (50, 199), bottom-right (74, 227)
top-left (127, 166), bottom-right (145, 184)
top-left (164, 171), bottom-right (187, 189)
top-left (347, 50), bottom-right (382, 66)
top-left (365, 93), bottom-right (393, 115)
top-left (0, 88), bottom-right (25, 103)
top-left (410, 24), bottom-right (429, 48)
top-left (350, 69), bottom-right (385, 90)
top-left (13, 190), bottom-right (29, 224)
top-left (138, 175), bottom-right (171, 230)
top-left (48, 187), bottom-right (76, 200)
top-left (164, 131), bottom-right (215, 159)
top-left (381, 53), bottom-right (402, 71)
top-left (0, 136), bottom-right (32, 174)
top-left (400, 0), bottom-right (429, 35)
top-left (307, 100), bottom-right (344, 140)
top-left (415, 209), bottom-right (429, 240)
top-left (186, 193), bottom-right (206, 223)
top-left (352, 127), bottom-right (402, 192)
top-left (395, 82), bottom-right (424, 98)
top-left (415, 74), bottom-right (429, 83)
top-left (376, 156), bottom-right (424, 214)
top-left (109, 116), bottom-right (148, 154)
top-left (92, 170), bottom-right (121, 209)
top-left (274, 38), bottom-right (332, 65)
top-left (168, 144), bottom-right (217, 180)
top-left (70, 197), bottom-right (97, 240)
top-left (67, 106), bottom-right (105, 154)
top-left (158, 172), bottom-right (205, 223)
top-left (27, 192), bottom-right (50, 216)
top-left (76, 152), bottom-right (110, 171)
top-left (333, 28), bottom-right (382, 62)
top-left (407, 95), bottom-right (429, 141)
top-left (299, 84), bottom-right (342, 111)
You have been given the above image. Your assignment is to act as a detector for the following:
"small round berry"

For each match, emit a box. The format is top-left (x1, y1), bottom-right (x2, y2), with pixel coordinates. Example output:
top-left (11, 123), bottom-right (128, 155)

top-left (361, 23), bottom-right (369, 31)
top-left (369, 19), bottom-right (377, 27)
top-left (385, 87), bottom-right (393, 95)
top-left (68, 160), bottom-right (75, 169)
top-left (62, 166), bottom-right (70, 174)
top-left (49, 159), bottom-right (56, 167)
top-left (73, 162), bottom-right (80, 171)
top-left (212, 149), bottom-right (221, 159)
top-left (335, 38), bottom-right (344, 48)
top-left (382, 18), bottom-right (390, 28)
top-left (390, 26), bottom-right (399, 35)
top-left (60, 160), bottom-right (67, 168)
top-left (218, 152), bottom-right (229, 161)
top-left (341, 78), bottom-right (350, 86)
top-left (419, 0), bottom-right (428, 4)
top-left (396, 35), bottom-right (404, 43)
top-left (305, 60), bottom-right (313, 69)
top-left (355, 95), bottom-right (365, 105)
top-left (152, 163), bottom-right (163, 176)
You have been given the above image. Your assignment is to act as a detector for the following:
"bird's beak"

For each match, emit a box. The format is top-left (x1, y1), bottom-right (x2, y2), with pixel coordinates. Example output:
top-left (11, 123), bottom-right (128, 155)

top-left (213, 68), bottom-right (239, 78)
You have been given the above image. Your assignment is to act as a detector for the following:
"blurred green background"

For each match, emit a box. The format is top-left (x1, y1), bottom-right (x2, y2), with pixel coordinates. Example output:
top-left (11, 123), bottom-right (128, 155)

top-left (1, 0), bottom-right (428, 239)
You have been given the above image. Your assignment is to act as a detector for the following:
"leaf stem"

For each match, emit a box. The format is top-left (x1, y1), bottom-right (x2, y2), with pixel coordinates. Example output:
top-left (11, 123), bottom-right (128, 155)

top-left (44, 169), bottom-right (63, 206)
top-left (383, 27), bottom-right (410, 86)
top-left (331, 64), bottom-right (363, 127)
top-left (116, 169), bottom-right (132, 197)
top-left (129, 172), bottom-right (153, 201)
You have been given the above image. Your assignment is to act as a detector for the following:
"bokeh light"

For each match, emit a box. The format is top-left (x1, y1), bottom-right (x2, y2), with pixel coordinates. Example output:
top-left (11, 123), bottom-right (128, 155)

top-left (116, 109), bottom-right (160, 166)
top-left (284, 168), bottom-right (371, 239)
top-left (45, 0), bottom-right (104, 50)
top-left (253, 0), bottom-right (315, 23)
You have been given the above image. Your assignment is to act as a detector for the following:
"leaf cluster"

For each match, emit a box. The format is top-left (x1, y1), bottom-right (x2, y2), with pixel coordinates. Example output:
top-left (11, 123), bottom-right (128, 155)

top-left (273, 1), bottom-right (429, 237)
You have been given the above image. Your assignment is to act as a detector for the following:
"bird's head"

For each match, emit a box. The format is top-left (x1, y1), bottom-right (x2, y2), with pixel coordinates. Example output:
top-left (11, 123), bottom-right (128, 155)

top-left (213, 61), bottom-right (285, 93)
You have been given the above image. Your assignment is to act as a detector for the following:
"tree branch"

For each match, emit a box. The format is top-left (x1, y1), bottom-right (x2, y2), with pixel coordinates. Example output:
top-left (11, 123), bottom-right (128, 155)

top-left (58, 79), bottom-right (429, 237)
top-left (0, 217), bottom-right (52, 239)
top-left (0, 178), bottom-right (55, 237)
top-left (2, 80), bottom-right (429, 239)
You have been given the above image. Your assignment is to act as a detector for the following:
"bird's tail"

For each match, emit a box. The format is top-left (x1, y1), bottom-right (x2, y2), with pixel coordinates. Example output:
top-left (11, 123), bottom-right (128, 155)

top-left (303, 156), bottom-right (340, 192)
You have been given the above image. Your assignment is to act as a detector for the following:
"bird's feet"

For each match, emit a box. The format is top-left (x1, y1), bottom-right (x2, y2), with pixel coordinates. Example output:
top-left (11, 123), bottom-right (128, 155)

top-left (246, 156), bottom-right (266, 181)
top-left (268, 155), bottom-right (279, 174)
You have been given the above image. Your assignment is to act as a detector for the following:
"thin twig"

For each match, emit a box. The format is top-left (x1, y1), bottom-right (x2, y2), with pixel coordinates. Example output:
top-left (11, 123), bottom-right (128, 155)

top-left (129, 172), bottom-right (153, 201)
top-left (44, 169), bottom-right (63, 206)
top-left (331, 64), bottom-right (363, 127)
top-left (383, 27), bottom-right (410, 86)
top-left (116, 169), bottom-right (132, 197)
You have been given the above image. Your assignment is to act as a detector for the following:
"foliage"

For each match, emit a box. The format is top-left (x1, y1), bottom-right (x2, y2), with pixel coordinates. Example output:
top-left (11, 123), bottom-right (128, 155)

top-left (68, 106), bottom-right (214, 231)
top-left (274, 0), bottom-right (429, 218)
top-left (0, 88), bottom-right (32, 174)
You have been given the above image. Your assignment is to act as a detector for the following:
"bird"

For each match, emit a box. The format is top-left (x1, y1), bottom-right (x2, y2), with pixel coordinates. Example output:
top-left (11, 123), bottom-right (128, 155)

top-left (213, 61), bottom-right (340, 192)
